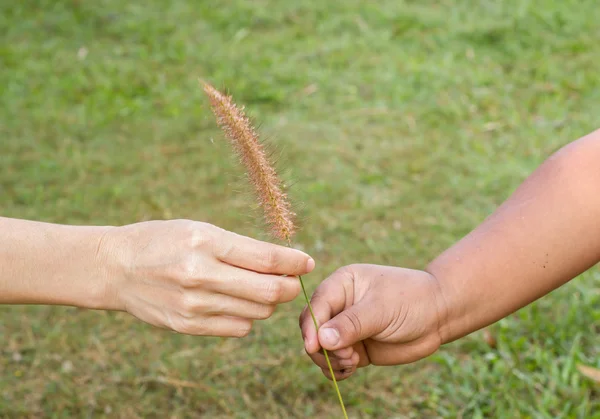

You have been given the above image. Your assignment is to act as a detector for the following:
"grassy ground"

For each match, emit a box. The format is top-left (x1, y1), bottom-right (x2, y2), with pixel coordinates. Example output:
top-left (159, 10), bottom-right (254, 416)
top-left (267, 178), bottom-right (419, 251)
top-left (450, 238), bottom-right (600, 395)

top-left (1, 0), bottom-right (599, 417)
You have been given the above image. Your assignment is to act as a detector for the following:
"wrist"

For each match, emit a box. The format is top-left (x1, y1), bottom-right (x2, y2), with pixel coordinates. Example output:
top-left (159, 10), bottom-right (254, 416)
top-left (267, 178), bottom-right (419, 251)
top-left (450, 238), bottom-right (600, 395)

top-left (427, 255), bottom-right (487, 345)
top-left (93, 225), bottom-right (128, 311)
top-left (425, 263), bottom-right (464, 346)
top-left (64, 225), bottom-right (121, 311)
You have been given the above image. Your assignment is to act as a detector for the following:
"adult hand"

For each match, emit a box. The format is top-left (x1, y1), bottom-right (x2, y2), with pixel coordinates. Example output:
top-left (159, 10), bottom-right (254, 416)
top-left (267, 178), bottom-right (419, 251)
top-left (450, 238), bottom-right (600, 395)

top-left (101, 220), bottom-right (314, 337)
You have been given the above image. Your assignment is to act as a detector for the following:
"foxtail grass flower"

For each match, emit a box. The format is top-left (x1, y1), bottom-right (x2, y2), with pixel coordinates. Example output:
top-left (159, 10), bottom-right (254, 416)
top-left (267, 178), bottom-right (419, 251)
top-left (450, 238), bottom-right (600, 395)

top-left (202, 81), bottom-right (295, 242)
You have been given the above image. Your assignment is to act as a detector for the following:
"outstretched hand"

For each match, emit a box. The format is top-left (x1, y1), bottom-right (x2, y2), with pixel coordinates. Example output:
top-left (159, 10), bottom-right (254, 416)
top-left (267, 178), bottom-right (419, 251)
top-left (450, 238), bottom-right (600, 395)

top-left (101, 220), bottom-right (314, 337)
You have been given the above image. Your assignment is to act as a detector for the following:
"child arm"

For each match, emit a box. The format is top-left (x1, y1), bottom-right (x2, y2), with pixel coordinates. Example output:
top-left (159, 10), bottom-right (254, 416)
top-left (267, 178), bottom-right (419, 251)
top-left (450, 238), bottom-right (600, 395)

top-left (429, 129), bottom-right (600, 344)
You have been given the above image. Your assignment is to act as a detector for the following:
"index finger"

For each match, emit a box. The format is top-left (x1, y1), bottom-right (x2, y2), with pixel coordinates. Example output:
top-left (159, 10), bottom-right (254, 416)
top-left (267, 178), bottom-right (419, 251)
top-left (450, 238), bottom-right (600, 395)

top-left (214, 230), bottom-right (315, 276)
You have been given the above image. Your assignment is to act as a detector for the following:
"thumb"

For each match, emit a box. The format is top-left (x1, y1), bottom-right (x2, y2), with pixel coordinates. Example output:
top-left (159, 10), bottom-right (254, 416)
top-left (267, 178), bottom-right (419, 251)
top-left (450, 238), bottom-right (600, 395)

top-left (318, 299), bottom-right (382, 351)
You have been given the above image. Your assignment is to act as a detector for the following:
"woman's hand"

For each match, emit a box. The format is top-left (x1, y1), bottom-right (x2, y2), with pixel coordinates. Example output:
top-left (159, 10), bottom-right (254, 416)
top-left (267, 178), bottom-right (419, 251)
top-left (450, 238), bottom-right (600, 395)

top-left (101, 219), bottom-right (314, 337)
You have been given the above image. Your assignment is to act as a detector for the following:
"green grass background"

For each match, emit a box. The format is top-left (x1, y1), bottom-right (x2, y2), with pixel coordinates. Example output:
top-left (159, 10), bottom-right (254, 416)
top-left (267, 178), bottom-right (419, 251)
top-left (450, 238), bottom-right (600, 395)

top-left (1, 0), bottom-right (599, 417)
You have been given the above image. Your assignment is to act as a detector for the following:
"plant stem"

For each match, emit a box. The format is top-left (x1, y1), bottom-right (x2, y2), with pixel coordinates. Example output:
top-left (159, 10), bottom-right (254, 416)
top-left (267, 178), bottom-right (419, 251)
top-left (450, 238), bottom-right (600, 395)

top-left (297, 274), bottom-right (348, 418)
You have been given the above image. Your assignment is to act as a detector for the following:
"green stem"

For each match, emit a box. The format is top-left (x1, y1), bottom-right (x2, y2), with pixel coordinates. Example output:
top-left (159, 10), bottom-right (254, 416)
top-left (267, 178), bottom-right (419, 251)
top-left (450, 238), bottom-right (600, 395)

top-left (298, 275), bottom-right (348, 419)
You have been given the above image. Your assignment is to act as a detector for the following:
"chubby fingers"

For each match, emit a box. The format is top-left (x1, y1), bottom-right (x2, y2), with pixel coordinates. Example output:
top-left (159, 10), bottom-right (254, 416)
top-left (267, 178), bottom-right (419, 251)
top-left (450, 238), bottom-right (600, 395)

top-left (308, 349), bottom-right (361, 381)
top-left (307, 342), bottom-right (369, 372)
top-left (214, 229), bottom-right (315, 276)
top-left (300, 267), bottom-right (356, 354)
top-left (308, 347), bottom-right (357, 370)
top-left (301, 266), bottom-right (389, 354)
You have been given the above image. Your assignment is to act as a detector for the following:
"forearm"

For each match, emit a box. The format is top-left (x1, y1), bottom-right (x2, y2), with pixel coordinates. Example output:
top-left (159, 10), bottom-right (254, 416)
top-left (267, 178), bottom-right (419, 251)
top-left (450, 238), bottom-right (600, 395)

top-left (0, 217), bottom-right (114, 309)
top-left (427, 130), bottom-right (600, 344)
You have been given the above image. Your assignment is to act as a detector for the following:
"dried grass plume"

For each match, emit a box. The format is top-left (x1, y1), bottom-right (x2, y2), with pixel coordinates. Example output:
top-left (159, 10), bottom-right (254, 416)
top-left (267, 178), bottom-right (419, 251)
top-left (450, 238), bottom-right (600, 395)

top-left (202, 81), bottom-right (296, 242)
top-left (201, 80), bottom-right (348, 419)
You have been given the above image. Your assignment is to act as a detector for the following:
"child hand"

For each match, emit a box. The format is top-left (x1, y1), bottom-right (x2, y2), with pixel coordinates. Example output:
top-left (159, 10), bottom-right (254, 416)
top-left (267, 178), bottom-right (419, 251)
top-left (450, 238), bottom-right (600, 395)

top-left (299, 264), bottom-right (446, 380)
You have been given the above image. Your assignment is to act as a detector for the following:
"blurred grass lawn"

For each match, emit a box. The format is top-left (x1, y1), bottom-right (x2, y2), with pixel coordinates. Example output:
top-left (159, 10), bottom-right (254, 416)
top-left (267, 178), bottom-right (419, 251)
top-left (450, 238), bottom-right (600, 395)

top-left (1, 0), bottom-right (599, 417)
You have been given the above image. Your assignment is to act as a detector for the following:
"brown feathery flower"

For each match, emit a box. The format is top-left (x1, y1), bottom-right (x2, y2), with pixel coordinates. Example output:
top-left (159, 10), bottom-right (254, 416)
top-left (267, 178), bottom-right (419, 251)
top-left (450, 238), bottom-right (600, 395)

top-left (202, 81), bottom-right (296, 242)
top-left (201, 80), bottom-right (348, 419)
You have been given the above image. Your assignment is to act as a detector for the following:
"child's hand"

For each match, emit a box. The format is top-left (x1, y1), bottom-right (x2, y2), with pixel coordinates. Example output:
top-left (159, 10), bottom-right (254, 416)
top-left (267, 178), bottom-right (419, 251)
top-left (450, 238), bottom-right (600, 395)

top-left (299, 130), bottom-right (600, 381)
top-left (299, 264), bottom-right (446, 381)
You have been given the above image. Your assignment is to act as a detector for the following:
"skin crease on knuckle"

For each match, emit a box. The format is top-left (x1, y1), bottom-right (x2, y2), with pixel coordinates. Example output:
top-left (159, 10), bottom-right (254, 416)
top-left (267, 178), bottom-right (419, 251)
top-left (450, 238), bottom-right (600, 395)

top-left (262, 247), bottom-right (280, 272)
top-left (289, 279), bottom-right (301, 300)
top-left (333, 264), bottom-right (357, 304)
top-left (211, 228), bottom-right (237, 261)
top-left (340, 310), bottom-right (363, 339)
top-left (179, 290), bottom-right (214, 318)
top-left (174, 316), bottom-right (206, 336)
top-left (264, 279), bottom-right (283, 304)
top-left (235, 322), bottom-right (253, 338)
top-left (257, 304), bottom-right (276, 320)
top-left (186, 220), bottom-right (219, 251)
top-left (178, 293), bottom-right (198, 319)
top-left (179, 247), bottom-right (227, 291)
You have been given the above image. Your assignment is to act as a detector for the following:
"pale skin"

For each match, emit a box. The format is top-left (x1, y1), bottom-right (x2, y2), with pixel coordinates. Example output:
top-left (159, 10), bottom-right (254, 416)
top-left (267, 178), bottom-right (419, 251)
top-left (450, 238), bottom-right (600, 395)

top-left (0, 218), bottom-right (315, 337)
top-left (300, 128), bottom-right (600, 380)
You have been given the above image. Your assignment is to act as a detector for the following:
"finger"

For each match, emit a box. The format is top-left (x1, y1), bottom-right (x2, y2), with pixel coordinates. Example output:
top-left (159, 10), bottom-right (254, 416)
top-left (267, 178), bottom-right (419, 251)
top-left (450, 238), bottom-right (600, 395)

top-left (174, 315), bottom-right (253, 338)
top-left (332, 347), bottom-right (354, 359)
top-left (300, 305), bottom-right (317, 352)
top-left (308, 350), bottom-right (357, 371)
top-left (321, 366), bottom-right (356, 382)
top-left (215, 230), bottom-right (315, 276)
top-left (300, 268), bottom-right (356, 354)
top-left (205, 264), bottom-right (302, 305)
top-left (318, 298), bottom-right (383, 351)
top-left (184, 292), bottom-right (276, 320)
top-left (353, 342), bottom-right (371, 368)
top-left (365, 336), bottom-right (441, 366)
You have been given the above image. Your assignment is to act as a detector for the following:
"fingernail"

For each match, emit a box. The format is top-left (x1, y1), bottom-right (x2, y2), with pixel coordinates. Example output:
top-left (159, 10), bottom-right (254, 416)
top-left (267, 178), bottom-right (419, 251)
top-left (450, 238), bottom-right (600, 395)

top-left (320, 328), bottom-right (340, 347)
top-left (306, 258), bottom-right (315, 272)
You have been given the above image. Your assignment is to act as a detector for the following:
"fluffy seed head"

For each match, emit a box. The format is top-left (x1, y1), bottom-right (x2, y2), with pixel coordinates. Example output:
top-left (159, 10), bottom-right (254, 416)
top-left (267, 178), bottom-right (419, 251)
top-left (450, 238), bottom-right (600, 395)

top-left (202, 81), bottom-right (296, 241)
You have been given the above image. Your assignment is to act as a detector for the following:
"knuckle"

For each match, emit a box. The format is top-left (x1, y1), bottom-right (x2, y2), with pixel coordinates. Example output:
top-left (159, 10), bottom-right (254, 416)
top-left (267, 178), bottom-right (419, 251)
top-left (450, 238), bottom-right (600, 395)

top-left (187, 222), bottom-right (220, 249)
top-left (335, 265), bottom-right (353, 276)
top-left (289, 278), bottom-right (302, 298)
top-left (328, 265), bottom-right (355, 285)
top-left (325, 265), bottom-right (357, 296)
top-left (339, 264), bottom-right (360, 278)
top-left (257, 305), bottom-right (276, 320)
top-left (217, 240), bottom-right (236, 261)
top-left (212, 228), bottom-right (238, 260)
top-left (234, 322), bottom-right (253, 337)
top-left (174, 317), bottom-right (205, 336)
top-left (261, 248), bottom-right (280, 271)
top-left (264, 280), bottom-right (283, 304)
top-left (179, 294), bottom-right (195, 316)
top-left (341, 310), bottom-right (363, 335)
top-left (176, 256), bottom-right (199, 287)
top-left (179, 293), bottom-right (206, 316)
top-left (291, 253), bottom-right (304, 274)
